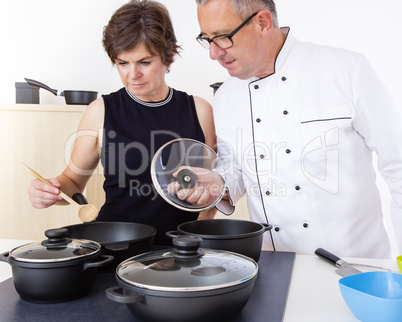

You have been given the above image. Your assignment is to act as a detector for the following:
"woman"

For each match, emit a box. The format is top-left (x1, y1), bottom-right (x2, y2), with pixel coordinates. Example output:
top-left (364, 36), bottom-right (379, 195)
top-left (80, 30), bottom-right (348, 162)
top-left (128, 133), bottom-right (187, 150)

top-left (28, 0), bottom-right (216, 245)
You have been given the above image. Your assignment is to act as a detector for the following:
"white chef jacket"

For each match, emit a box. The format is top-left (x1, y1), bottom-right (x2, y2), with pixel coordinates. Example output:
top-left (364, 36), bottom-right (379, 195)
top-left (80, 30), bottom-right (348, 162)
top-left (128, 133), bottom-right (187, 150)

top-left (214, 28), bottom-right (402, 259)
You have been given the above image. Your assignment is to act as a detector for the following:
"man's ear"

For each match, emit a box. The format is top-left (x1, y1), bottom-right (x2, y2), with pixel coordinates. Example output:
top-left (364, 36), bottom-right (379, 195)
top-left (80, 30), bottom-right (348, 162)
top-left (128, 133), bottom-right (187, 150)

top-left (255, 10), bottom-right (274, 36)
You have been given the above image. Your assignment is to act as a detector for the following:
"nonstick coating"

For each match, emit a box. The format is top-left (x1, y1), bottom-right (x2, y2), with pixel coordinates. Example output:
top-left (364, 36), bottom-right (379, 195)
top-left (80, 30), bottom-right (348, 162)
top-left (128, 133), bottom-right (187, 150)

top-left (64, 222), bottom-right (156, 270)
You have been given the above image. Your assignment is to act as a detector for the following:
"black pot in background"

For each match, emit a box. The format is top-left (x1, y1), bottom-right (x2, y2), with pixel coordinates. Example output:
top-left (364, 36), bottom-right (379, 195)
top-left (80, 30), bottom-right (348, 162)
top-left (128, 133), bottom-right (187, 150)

top-left (0, 228), bottom-right (113, 303)
top-left (63, 221), bottom-right (156, 271)
top-left (167, 219), bottom-right (272, 262)
top-left (24, 78), bottom-right (98, 105)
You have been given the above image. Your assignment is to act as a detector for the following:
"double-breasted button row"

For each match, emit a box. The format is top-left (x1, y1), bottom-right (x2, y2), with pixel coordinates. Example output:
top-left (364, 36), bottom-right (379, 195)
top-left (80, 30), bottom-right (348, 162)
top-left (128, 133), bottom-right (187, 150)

top-left (265, 185), bottom-right (301, 197)
top-left (255, 109), bottom-right (289, 123)
top-left (273, 223), bottom-right (309, 232)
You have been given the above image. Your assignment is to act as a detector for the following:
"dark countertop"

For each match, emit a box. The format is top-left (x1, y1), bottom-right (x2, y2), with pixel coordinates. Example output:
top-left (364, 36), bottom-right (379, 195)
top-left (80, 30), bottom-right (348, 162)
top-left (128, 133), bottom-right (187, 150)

top-left (0, 250), bottom-right (294, 322)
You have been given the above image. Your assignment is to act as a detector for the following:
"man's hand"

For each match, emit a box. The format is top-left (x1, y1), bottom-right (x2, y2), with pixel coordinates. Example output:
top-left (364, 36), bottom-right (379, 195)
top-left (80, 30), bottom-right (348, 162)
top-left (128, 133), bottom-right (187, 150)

top-left (167, 166), bottom-right (225, 207)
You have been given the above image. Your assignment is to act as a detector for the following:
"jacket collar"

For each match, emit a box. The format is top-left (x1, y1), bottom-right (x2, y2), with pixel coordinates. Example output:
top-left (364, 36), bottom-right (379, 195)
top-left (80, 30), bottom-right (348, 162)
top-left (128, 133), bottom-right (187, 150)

top-left (250, 27), bottom-right (297, 82)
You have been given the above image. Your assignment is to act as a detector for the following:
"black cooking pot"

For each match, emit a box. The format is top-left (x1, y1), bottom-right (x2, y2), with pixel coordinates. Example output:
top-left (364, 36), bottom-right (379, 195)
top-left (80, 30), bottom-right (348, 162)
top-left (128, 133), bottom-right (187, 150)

top-left (0, 228), bottom-right (113, 303)
top-left (24, 78), bottom-right (98, 105)
top-left (166, 219), bottom-right (272, 262)
top-left (63, 221), bottom-right (156, 271)
top-left (106, 236), bottom-right (258, 322)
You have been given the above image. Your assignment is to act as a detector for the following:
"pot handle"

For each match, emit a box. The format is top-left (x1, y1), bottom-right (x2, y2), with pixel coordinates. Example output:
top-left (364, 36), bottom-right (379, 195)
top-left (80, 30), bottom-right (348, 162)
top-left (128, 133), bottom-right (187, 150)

top-left (0, 252), bottom-right (10, 264)
top-left (106, 286), bottom-right (144, 304)
top-left (165, 231), bottom-right (181, 239)
top-left (24, 78), bottom-right (59, 96)
top-left (262, 223), bottom-right (273, 231)
top-left (83, 255), bottom-right (114, 271)
top-left (104, 244), bottom-right (130, 252)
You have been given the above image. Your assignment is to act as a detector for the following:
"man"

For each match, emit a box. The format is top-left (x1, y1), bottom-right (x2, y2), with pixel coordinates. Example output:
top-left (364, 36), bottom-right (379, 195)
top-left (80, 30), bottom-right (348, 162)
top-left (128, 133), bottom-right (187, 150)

top-left (191, 0), bottom-right (402, 258)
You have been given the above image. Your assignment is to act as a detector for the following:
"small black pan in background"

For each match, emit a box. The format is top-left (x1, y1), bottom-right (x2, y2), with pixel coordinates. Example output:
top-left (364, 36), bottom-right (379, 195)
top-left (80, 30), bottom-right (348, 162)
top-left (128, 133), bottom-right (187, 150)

top-left (25, 78), bottom-right (98, 105)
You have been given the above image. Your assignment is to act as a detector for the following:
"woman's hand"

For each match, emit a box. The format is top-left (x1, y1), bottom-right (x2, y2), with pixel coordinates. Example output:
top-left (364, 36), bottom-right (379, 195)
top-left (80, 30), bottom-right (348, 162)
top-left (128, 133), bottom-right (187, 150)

top-left (27, 178), bottom-right (63, 209)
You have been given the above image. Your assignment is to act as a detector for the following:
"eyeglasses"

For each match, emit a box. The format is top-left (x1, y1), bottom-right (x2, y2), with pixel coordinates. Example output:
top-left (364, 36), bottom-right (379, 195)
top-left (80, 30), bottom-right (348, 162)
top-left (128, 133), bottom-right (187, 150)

top-left (196, 12), bottom-right (258, 50)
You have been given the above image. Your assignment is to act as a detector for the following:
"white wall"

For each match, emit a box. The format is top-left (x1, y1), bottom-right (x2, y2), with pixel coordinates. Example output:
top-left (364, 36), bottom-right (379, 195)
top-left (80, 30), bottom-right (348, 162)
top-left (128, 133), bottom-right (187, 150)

top-left (0, 0), bottom-right (227, 105)
top-left (1, 0), bottom-right (401, 251)
top-left (0, 1), bottom-right (401, 106)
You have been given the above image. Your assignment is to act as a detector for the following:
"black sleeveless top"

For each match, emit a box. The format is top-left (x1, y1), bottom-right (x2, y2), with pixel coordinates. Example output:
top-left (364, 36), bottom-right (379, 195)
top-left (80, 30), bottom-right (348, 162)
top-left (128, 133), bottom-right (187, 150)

top-left (98, 87), bottom-right (205, 245)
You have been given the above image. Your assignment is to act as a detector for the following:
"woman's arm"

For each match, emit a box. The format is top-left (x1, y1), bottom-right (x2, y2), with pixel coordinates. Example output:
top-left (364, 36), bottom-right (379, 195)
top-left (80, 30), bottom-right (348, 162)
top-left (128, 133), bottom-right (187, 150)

top-left (28, 97), bottom-right (105, 208)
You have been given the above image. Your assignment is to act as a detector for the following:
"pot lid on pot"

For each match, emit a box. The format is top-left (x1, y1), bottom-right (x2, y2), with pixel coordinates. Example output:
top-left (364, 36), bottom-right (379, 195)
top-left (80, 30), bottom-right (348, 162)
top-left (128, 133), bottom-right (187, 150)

top-left (151, 138), bottom-right (226, 212)
top-left (116, 236), bottom-right (258, 292)
top-left (9, 228), bottom-right (101, 263)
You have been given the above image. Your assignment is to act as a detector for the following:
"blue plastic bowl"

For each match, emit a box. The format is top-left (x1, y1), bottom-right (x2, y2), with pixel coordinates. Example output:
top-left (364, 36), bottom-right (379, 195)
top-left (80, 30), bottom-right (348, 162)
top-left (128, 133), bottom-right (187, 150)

top-left (339, 271), bottom-right (402, 322)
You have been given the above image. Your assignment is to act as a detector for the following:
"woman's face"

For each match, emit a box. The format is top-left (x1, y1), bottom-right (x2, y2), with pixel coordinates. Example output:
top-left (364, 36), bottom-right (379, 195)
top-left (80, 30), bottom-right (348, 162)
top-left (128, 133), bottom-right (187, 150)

top-left (115, 43), bottom-right (169, 102)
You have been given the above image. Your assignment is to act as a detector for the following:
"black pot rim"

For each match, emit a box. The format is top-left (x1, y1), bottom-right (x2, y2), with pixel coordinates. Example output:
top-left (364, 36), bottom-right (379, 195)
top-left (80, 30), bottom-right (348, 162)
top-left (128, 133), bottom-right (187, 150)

top-left (63, 221), bottom-right (157, 245)
top-left (8, 251), bottom-right (100, 269)
top-left (115, 273), bottom-right (257, 297)
top-left (115, 245), bottom-right (258, 292)
top-left (177, 219), bottom-right (267, 239)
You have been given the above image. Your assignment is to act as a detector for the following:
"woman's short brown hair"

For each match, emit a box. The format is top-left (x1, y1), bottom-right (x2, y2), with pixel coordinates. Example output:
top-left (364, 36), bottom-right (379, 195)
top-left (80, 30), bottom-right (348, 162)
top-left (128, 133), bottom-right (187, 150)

top-left (103, 0), bottom-right (181, 66)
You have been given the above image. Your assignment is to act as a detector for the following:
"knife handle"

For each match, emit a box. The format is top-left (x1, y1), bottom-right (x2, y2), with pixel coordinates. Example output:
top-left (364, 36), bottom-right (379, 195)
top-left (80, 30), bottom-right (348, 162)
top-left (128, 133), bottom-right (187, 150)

top-left (315, 248), bottom-right (341, 267)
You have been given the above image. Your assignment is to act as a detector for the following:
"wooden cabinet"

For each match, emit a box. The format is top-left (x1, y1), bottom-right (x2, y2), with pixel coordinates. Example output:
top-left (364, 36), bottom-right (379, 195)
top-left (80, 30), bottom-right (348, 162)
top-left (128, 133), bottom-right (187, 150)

top-left (0, 104), bottom-right (104, 240)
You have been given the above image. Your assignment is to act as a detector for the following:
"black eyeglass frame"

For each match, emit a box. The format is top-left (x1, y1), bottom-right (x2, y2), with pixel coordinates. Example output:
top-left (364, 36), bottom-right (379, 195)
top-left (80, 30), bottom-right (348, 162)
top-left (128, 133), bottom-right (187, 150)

top-left (196, 11), bottom-right (259, 49)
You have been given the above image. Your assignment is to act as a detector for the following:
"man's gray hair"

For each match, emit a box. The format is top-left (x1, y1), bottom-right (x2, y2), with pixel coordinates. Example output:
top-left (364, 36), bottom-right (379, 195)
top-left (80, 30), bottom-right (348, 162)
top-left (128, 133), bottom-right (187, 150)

top-left (196, 0), bottom-right (278, 27)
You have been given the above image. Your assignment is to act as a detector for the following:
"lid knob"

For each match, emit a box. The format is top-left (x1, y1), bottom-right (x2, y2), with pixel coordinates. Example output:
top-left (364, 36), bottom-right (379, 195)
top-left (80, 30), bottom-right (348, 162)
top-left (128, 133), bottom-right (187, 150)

top-left (171, 236), bottom-right (204, 259)
top-left (41, 228), bottom-right (72, 247)
top-left (177, 169), bottom-right (197, 189)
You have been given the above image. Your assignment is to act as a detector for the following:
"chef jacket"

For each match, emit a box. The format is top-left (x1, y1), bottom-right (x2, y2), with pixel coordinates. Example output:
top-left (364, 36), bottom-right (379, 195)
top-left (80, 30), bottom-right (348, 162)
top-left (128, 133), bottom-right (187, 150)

top-left (214, 28), bottom-right (402, 259)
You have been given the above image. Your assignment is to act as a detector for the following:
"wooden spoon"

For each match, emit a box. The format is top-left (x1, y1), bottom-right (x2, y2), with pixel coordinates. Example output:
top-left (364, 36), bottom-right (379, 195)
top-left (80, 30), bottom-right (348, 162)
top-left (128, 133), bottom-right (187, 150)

top-left (21, 163), bottom-right (98, 222)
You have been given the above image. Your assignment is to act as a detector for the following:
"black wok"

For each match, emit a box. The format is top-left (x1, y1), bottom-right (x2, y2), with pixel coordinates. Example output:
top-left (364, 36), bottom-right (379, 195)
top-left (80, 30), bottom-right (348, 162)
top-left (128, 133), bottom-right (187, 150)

top-left (65, 193), bottom-right (156, 270)
top-left (25, 78), bottom-right (98, 105)
top-left (63, 221), bottom-right (156, 271)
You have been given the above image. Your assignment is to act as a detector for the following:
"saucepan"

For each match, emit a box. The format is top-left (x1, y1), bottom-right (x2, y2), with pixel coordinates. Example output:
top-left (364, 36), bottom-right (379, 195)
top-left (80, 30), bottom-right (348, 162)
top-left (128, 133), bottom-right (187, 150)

top-left (0, 228), bottom-right (113, 303)
top-left (25, 78), bottom-right (98, 105)
top-left (167, 219), bottom-right (272, 262)
top-left (63, 221), bottom-right (156, 271)
top-left (63, 193), bottom-right (157, 271)
top-left (106, 235), bottom-right (258, 322)
top-left (151, 139), bottom-right (272, 261)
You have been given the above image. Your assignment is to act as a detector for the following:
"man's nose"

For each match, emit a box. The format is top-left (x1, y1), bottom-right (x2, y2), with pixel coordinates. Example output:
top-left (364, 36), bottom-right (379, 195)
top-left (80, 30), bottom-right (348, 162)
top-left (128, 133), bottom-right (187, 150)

top-left (209, 42), bottom-right (226, 61)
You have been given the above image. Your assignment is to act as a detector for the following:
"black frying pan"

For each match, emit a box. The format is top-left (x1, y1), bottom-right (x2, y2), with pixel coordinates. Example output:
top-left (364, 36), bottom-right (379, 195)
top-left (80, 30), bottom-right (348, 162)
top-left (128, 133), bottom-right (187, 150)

top-left (25, 78), bottom-right (98, 105)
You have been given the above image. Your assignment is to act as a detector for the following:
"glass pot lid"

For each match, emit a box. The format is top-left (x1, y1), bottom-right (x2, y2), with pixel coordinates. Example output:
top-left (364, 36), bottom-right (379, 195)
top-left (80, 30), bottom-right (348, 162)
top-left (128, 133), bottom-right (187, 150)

top-left (150, 138), bottom-right (226, 212)
top-left (9, 228), bottom-right (101, 263)
top-left (116, 236), bottom-right (258, 292)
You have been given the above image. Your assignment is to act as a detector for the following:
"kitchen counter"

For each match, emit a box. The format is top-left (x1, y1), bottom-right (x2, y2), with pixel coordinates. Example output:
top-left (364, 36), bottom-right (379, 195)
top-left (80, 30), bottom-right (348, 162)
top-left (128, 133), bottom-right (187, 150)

top-left (0, 239), bottom-right (399, 322)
